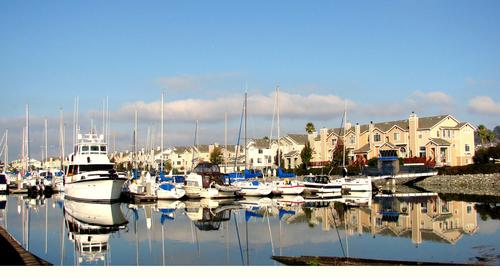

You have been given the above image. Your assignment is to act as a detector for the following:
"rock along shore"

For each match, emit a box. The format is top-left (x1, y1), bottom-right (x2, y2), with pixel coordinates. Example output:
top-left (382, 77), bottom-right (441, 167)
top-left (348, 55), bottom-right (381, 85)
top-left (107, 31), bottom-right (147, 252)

top-left (373, 173), bottom-right (500, 196)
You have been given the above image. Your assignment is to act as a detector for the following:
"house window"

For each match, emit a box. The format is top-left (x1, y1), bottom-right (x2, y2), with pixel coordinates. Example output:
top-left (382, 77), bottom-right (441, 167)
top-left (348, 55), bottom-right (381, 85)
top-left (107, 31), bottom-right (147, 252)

top-left (258, 149), bottom-right (263, 154)
top-left (178, 154), bottom-right (181, 158)
top-left (418, 132), bottom-right (422, 139)
top-left (436, 131), bottom-right (440, 137)
top-left (257, 158), bottom-right (262, 163)
top-left (176, 161), bottom-right (181, 165)
top-left (465, 144), bottom-right (470, 152)
top-left (332, 138), bottom-right (337, 146)
top-left (447, 130), bottom-right (451, 138)
top-left (250, 158), bottom-right (254, 164)
top-left (394, 132), bottom-right (400, 141)
top-left (419, 147), bottom-right (426, 158)
top-left (374, 133), bottom-right (381, 142)
top-left (467, 205), bottom-right (472, 214)
top-left (350, 135), bottom-right (355, 144)
top-left (442, 130), bottom-right (446, 138)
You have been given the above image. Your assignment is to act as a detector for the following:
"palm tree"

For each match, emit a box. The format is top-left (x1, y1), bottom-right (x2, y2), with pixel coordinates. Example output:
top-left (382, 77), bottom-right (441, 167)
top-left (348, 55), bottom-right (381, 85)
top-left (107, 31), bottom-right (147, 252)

top-left (305, 122), bottom-right (316, 134)
top-left (477, 124), bottom-right (494, 145)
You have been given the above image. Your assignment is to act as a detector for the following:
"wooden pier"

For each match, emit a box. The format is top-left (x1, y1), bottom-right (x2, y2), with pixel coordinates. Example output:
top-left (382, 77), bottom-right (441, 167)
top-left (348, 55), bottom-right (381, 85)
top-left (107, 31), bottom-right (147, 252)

top-left (122, 192), bottom-right (157, 204)
top-left (0, 226), bottom-right (52, 266)
top-left (272, 255), bottom-right (473, 266)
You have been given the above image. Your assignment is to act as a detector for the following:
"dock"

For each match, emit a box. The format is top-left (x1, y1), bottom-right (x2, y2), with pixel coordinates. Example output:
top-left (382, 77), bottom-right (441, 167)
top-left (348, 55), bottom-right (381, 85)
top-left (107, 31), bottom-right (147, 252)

top-left (272, 255), bottom-right (472, 266)
top-left (0, 226), bottom-right (52, 266)
top-left (369, 171), bottom-right (438, 181)
top-left (121, 192), bottom-right (157, 204)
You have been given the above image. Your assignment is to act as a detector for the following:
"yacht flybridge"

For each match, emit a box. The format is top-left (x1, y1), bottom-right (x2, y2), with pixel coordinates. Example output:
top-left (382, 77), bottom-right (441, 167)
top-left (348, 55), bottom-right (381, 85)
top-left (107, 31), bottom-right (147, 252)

top-left (64, 132), bottom-right (126, 202)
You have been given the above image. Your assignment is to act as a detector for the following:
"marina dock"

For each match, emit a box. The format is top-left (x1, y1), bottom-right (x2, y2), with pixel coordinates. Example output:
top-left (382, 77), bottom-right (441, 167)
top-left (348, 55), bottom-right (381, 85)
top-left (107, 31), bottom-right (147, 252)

top-left (0, 226), bottom-right (51, 266)
top-left (272, 256), bottom-right (473, 266)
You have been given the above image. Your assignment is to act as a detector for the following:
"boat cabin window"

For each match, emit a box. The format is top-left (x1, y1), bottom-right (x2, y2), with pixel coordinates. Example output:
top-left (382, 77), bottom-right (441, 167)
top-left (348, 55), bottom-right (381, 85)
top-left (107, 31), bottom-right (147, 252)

top-left (0, 175), bottom-right (7, 184)
top-left (79, 164), bottom-right (114, 172)
top-left (67, 165), bottom-right (78, 175)
top-left (82, 146), bottom-right (89, 152)
top-left (194, 163), bottom-right (220, 174)
top-left (90, 146), bottom-right (99, 153)
top-left (100, 146), bottom-right (106, 152)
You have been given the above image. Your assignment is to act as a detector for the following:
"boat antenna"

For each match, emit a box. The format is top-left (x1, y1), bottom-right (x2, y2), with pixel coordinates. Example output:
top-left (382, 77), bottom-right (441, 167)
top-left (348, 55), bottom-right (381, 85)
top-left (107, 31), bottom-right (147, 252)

top-left (160, 91), bottom-right (164, 173)
top-left (244, 86), bottom-right (247, 172)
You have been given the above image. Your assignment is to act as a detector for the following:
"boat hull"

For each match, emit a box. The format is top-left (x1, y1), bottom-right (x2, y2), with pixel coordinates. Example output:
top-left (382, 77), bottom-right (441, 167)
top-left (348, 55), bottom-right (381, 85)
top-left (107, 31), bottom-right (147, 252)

top-left (65, 178), bottom-right (126, 202)
top-left (184, 185), bottom-right (237, 199)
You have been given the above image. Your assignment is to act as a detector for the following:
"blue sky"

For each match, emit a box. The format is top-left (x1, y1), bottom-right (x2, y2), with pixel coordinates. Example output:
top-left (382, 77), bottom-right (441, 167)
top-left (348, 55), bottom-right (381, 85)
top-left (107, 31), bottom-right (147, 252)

top-left (1, 0), bottom-right (499, 159)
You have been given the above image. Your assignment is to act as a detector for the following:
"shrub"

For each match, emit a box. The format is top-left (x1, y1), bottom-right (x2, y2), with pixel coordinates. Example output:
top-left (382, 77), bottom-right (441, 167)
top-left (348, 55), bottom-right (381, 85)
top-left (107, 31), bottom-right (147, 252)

top-left (438, 163), bottom-right (500, 175)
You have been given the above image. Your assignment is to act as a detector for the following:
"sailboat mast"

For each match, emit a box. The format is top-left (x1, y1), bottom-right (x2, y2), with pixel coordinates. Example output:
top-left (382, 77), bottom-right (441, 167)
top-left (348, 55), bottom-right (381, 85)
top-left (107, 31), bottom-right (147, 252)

top-left (44, 118), bottom-right (48, 168)
top-left (59, 108), bottom-right (64, 169)
top-left (342, 102), bottom-right (347, 168)
top-left (134, 110), bottom-right (138, 170)
top-left (160, 91), bottom-right (164, 173)
top-left (244, 91), bottom-right (247, 170)
top-left (4, 129), bottom-right (8, 169)
top-left (276, 86), bottom-right (280, 168)
top-left (25, 104), bottom-right (29, 172)
top-left (224, 112), bottom-right (227, 172)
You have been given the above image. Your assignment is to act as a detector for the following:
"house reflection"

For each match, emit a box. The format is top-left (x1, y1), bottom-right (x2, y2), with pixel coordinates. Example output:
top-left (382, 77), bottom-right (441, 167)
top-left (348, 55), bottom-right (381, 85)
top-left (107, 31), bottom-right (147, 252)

top-left (290, 194), bottom-right (478, 246)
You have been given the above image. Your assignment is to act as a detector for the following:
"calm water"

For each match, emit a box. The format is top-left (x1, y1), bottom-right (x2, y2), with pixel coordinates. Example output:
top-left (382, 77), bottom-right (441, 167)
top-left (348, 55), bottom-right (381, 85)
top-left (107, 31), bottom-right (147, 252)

top-left (0, 193), bottom-right (498, 266)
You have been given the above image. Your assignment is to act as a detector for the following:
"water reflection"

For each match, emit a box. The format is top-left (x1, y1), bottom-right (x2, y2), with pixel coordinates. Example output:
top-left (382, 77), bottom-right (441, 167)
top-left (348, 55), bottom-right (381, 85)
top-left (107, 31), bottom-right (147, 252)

top-left (63, 200), bottom-right (128, 265)
top-left (1, 193), bottom-right (498, 265)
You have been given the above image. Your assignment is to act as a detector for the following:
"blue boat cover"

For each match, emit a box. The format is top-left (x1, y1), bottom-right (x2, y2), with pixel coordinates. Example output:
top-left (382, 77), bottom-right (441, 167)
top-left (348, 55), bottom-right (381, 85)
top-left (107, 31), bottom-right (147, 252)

top-left (159, 208), bottom-right (176, 214)
top-left (279, 209), bottom-right (296, 220)
top-left (55, 171), bottom-right (64, 177)
top-left (159, 183), bottom-right (175, 191)
top-left (132, 169), bottom-right (140, 180)
top-left (161, 214), bottom-right (175, 225)
top-left (251, 180), bottom-right (260, 186)
top-left (245, 210), bottom-right (263, 222)
top-left (278, 168), bottom-right (296, 178)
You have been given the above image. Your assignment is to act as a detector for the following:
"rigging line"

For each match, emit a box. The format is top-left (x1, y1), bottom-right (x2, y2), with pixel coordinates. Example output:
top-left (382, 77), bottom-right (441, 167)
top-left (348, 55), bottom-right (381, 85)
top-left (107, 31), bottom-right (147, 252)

top-left (233, 211), bottom-right (244, 265)
top-left (331, 207), bottom-right (346, 257)
top-left (234, 97), bottom-right (245, 171)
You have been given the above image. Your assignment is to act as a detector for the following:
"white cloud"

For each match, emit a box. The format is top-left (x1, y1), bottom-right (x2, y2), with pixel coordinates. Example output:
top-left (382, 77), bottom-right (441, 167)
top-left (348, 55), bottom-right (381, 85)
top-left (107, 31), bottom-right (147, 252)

top-left (114, 91), bottom-right (354, 124)
top-left (410, 91), bottom-right (453, 105)
top-left (156, 73), bottom-right (241, 92)
top-left (468, 96), bottom-right (500, 115)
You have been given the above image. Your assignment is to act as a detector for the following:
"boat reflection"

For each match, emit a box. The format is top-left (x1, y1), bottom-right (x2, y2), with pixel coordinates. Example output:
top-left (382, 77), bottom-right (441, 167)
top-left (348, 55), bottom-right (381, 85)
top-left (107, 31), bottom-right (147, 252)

top-left (185, 199), bottom-right (241, 231)
top-left (63, 200), bottom-right (128, 265)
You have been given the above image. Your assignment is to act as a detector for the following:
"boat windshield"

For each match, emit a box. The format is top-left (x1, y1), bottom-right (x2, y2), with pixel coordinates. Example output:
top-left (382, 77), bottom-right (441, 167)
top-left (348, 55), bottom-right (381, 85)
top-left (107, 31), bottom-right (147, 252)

top-left (193, 163), bottom-right (220, 174)
top-left (0, 175), bottom-right (7, 184)
top-left (69, 164), bottom-right (114, 174)
top-left (303, 176), bottom-right (315, 182)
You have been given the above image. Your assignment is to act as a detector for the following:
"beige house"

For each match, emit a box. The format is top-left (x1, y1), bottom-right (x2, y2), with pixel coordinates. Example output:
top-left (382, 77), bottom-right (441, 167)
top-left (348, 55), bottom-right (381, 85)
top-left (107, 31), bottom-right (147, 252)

top-left (310, 113), bottom-right (476, 167)
top-left (280, 134), bottom-right (309, 169)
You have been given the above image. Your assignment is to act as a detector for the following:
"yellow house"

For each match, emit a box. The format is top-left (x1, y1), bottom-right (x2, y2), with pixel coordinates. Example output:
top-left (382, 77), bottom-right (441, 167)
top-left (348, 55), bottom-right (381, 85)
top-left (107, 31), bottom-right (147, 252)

top-left (310, 113), bottom-right (476, 167)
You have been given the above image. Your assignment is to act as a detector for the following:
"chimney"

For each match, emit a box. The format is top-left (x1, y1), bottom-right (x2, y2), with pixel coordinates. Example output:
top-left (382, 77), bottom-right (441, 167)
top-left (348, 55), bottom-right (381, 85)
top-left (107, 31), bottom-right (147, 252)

top-left (355, 123), bottom-right (360, 149)
top-left (320, 128), bottom-right (328, 162)
top-left (408, 112), bottom-right (419, 158)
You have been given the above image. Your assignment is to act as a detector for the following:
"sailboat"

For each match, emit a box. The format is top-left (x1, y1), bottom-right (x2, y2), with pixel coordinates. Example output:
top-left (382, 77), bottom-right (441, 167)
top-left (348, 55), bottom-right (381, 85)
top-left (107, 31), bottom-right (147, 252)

top-left (153, 92), bottom-right (186, 200)
top-left (267, 86), bottom-right (304, 195)
top-left (335, 103), bottom-right (372, 196)
top-left (229, 91), bottom-right (273, 196)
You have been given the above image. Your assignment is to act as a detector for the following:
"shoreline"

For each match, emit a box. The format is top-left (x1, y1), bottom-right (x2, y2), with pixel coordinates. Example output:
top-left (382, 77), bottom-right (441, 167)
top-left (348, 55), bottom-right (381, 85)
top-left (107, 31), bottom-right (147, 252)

top-left (373, 173), bottom-right (500, 197)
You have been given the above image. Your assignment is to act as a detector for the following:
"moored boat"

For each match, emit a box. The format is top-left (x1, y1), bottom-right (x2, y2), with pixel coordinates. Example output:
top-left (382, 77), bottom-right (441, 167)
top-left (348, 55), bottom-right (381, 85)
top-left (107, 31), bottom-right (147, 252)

top-left (64, 132), bottom-right (126, 202)
top-left (185, 162), bottom-right (240, 199)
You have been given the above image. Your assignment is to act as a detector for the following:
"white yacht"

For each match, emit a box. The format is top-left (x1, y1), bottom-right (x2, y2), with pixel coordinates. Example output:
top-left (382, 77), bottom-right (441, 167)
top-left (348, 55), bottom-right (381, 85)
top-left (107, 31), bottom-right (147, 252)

top-left (64, 132), bottom-right (126, 202)
top-left (184, 162), bottom-right (240, 199)
top-left (301, 174), bottom-right (343, 194)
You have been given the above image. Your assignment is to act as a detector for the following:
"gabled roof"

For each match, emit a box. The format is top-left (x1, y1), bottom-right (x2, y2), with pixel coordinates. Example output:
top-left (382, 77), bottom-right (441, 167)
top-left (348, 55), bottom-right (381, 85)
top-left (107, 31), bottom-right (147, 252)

top-left (426, 138), bottom-right (451, 146)
top-left (417, 114), bottom-right (454, 130)
top-left (286, 134), bottom-right (309, 145)
top-left (173, 146), bottom-right (193, 153)
top-left (354, 144), bottom-right (371, 154)
top-left (284, 150), bottom-right (300, 157)
top-left (374, 120), bottom-right (409, 132)
top-left (195, 144), bottom-right (210, 153)
top-left (250, 138), bottom-right (277, 149)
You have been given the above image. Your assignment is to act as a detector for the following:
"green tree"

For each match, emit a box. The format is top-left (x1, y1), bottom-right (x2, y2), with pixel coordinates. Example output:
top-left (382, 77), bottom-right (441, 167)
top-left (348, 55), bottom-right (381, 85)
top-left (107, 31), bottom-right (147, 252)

top-left (300, 142), bottom-right (312, 169)
top-left (330, 140), bottom-right (348, 167)
top-left (163, 160), bottom-right (173, 173)
top-left (494, 126), bottom-right (500, 139)
top-left (210, 147), bottom-right (224, 165)
top-left (305, 122), bottom-right (316, 134)
top-left (476, 124), bottom-right (495, 145)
